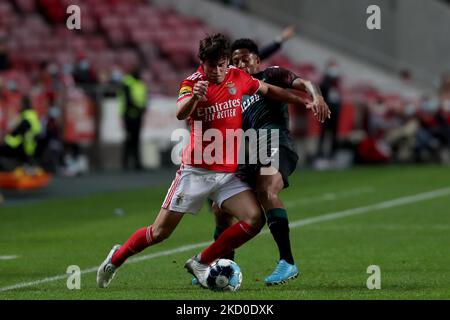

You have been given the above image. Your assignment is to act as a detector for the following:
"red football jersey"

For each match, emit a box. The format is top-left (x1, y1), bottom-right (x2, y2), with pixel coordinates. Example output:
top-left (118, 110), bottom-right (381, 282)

top-left (177, 65), bottom-right (260, 172)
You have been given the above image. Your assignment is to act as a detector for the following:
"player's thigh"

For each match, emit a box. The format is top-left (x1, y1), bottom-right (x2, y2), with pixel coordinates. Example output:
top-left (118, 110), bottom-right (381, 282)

top-left (262, 146), bottom-right (298, 190)
top-left (256, 169), bottom-right (284, 195)
top-left (221, 190), bottom-right (262, 226)
top-left (211, 201), bottom-right (237, 227)
top-left (152, 207), bottom-right (184, 240)
top-left (255, 170), bottom-right (285, 210)
top-left (162, 165), bottom-right (210, 215)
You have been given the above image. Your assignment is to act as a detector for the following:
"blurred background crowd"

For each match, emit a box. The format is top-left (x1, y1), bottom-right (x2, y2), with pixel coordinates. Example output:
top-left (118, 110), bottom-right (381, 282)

top-left (1, 0), bottom-right (449, 178)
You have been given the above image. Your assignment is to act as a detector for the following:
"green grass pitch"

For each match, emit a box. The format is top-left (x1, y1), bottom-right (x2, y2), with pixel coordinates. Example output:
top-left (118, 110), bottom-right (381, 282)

top-left (1, 165), bottom-right (449, 299)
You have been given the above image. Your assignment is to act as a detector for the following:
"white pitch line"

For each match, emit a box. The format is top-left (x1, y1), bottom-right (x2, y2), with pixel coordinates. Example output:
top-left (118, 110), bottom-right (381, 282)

top-left (0, 256), bottom-right (19, 260)
top-left (288, 187), bottom-right (450, 228)
top-left (284, 186), bottom-right (374, 207)
top-left (1, 187), bottom-right (449, 293)
top-left (0, 243), bottom-right (212, 293)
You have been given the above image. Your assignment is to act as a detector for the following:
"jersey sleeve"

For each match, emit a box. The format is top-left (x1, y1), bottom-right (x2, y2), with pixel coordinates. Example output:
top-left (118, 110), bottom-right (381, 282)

top-left (239, 70), bottom-right (261, 96)
top-left (264, 66), bottom-right (299, 89)
top-left (177, 79), bottom-right (195, 103)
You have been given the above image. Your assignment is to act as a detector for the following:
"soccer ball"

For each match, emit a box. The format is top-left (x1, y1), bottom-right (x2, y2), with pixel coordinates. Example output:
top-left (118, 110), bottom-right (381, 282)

top-left (206, 259), bottom-right (242, 292)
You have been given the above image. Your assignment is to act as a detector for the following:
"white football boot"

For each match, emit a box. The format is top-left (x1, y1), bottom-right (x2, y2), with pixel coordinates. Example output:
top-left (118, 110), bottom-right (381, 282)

top-left (96, 244), bottom-right (121, 288)
top-left (184, 255), bottom-right (209, 288)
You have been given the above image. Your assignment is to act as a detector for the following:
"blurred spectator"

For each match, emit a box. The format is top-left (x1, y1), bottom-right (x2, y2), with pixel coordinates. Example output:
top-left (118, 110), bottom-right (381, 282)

top-left (315, 60), bottom-right (342, 163)
top-left (439, 72), bottom-right (450, 98)
top-left (385, 104), bottom-right (419, 162)
top-left (62, 143), bottom-right (89, 177)
top-left (120, 68), bottom-right (148, 171)
top-left (73, 53), bottom-right (98, 89)
top-left (0, 34), bottom-right (10, 71)
top-left (437, 98), bottom-right (450, 159)
top-left (356, 136), bottom-right (391, 164)
top-left (0, 96), bottom-right (42, 170)
top-left (5, 78), bottom-right (18, 92)
top-left (102, 67), bottom-right (124, 97)
top-left (36, 61), bottom-right (60, 103)
top-left (368, 98), bottom-right (400, 139)
top-left (65, 54), bottom-right (98, 176)
top-left (399, 68), bottom-right (412, 83)
top-left (355, 98), bottom-right (392, 164)
top-left (61, 63), bottom-right (76, 88)
top-left (37, 99), bottom-right (64, 173)
top-left (413, 96), bottom-right (442, 162)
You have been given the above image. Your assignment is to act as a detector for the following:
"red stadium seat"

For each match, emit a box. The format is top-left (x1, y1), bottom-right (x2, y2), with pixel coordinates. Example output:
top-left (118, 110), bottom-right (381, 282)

top-left (99, 15), bottom-right (122, 31)
top-left (80, 14), bottom-right (97, 34)
top-left (3, 0), bottom-right (354, 109)
top-left (86, 36), bottom-right (107, 51)
top-left (106, 27), bottom-right (128, 47)
top-left (0, 2), bottom-right (13, 14)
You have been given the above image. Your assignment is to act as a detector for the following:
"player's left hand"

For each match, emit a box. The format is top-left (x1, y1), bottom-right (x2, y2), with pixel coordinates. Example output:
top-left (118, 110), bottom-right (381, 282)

top-left (307, 96), bottom-right (331, 123)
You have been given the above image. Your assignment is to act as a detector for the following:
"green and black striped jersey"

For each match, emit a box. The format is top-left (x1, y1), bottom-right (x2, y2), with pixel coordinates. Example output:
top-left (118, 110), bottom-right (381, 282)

top-left (241, 66), bottom-right (299, 153)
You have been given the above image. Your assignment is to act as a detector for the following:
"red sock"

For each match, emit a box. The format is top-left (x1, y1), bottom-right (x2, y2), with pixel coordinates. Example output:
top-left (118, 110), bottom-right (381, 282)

top-left (199, 221), bottom-right (259, 264)
top-left (111, 226), bottom-right (153, 267)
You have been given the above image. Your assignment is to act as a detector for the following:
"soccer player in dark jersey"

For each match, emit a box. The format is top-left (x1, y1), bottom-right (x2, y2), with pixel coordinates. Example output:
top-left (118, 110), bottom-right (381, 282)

top-left (207, 38), bottom-right (330, 286)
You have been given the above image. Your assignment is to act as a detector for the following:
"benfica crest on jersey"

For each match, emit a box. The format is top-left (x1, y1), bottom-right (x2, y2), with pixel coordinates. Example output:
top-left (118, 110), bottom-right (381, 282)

top-left (226, 81), bottom-right (237, 95)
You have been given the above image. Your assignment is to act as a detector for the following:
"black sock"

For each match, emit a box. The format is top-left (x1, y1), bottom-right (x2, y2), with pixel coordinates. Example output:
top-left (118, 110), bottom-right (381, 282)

top-left (267, 208), bottom-right (295, 265)
top-left (214, 225), bottom-right (235, 261)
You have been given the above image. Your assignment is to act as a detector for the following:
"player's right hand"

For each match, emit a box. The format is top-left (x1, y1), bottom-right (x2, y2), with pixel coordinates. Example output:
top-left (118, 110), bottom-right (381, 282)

top-left (308, 96), bottom-right (331, 123)
top-left (193, 81), bottom-right (208, 101)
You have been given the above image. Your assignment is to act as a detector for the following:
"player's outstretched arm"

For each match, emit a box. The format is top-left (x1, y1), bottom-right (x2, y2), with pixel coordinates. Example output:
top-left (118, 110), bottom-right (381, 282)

top-left (176, 81), bottom-right (208, 120)
top-left (258, 81), bottom-right (310, 108)
top-left (259, 25), bottom-right (296, 61)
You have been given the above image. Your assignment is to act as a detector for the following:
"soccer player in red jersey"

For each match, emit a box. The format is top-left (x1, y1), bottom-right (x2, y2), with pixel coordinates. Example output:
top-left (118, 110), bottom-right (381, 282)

top-left (96, 34), bottom-right (315, 288)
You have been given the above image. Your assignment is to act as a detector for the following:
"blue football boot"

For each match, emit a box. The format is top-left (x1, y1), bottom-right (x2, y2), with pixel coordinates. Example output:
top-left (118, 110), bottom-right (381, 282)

top-left (265, 260), bottom-right (299, 286)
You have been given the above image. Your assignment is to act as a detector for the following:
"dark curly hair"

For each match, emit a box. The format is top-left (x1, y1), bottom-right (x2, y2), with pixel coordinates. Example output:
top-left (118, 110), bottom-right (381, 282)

top-left (198, 33), bottom-right (231, 62)
top-left (231, 38), bottom-right (259, 56)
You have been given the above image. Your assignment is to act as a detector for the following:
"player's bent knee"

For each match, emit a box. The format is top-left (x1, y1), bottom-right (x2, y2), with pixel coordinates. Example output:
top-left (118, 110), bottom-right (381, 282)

top-left (256, 189), bottom-right (279, 205)
top-left (243, 212), bottom-right (264, 231)
top-left (215, 210), bottom-right (234, 227)
top-left (151, 226), bottom-right (172, 243)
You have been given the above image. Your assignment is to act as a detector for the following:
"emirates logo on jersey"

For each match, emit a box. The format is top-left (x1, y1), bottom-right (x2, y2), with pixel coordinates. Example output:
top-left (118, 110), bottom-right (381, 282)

top-left (197, 99), bottom-right (241, 122)
top-left (226, 81), bottom-right (237, 95)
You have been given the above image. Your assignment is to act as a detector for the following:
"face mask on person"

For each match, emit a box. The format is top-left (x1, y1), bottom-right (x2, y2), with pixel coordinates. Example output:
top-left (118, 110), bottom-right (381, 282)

top-left (6, 80), bottom-right (17, 91)
top-left (79, 59), bottom-right (90, 70)
top-left (327, 66), bottom-right (340, 78)
top-left (111, 70), bottom-right (123, 82)
top-left (422, 99), bottom-right (439, 113)
top-left (48, 64), bottom-right (59, 75)
top-left (48, 106), bottom-right (60, 119)
top-left (404, 105), bottom-right (416, 117)
top-left (63, 63), bottom-right (73, 75)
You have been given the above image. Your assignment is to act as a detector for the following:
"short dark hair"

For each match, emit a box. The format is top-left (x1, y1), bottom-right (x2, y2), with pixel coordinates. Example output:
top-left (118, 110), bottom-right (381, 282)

top-left (231, 38), bottom-right (259, 56)
top-left (198, 33), bottom-right (231, 62)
